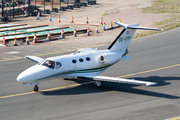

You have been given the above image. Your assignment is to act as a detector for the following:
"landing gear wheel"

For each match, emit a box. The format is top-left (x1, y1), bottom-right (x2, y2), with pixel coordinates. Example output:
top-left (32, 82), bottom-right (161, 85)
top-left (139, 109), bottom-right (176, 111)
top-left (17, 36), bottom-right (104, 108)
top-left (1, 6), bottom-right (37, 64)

top-left (95, 81), bottom-right (103, 88)
top-left (34, 85), bottom-right (39, 92)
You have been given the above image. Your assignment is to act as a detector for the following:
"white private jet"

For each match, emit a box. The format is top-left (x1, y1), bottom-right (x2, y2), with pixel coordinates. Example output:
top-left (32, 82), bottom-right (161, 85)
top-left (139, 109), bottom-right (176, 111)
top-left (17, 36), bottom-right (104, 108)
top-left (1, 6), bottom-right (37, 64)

top-left (17, 21), bottom-right (165, 92)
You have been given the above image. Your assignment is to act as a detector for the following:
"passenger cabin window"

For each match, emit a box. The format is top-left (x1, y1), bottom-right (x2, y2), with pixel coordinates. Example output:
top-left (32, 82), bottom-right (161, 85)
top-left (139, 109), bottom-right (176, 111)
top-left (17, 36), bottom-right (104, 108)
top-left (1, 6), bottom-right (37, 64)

top-left (79, 58), bottom-right (83, 62)
top-left (56, 62), bottom-right (62, 69)
top-left (42, 60), bottom-right (55, 69)
top-left (86, 57), bottom-right (90, 61)
top-left (72, 59), bottom-right (77, 64)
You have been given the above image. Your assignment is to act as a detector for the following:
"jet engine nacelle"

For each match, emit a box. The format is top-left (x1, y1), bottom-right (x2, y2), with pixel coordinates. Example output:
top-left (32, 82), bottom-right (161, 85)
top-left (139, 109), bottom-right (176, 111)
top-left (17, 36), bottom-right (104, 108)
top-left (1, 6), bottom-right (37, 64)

top-left (99, 53), bottom-right (120, 64)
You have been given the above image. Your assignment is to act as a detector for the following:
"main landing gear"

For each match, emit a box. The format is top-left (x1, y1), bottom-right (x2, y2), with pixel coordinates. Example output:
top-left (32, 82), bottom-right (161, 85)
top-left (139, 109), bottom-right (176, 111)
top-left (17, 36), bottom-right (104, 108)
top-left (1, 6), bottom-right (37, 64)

top-left (34, 85), bottom-right (39, 92)
top-left (95, 81), bottom-right (103, 88)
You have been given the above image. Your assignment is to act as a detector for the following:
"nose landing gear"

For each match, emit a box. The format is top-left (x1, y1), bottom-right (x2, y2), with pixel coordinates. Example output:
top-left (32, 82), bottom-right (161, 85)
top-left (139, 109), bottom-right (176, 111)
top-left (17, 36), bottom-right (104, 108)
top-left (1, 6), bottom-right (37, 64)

top-left (34, 85), bottom-right (39, 92)
top-left (25, 83), bottom-right (40, 92)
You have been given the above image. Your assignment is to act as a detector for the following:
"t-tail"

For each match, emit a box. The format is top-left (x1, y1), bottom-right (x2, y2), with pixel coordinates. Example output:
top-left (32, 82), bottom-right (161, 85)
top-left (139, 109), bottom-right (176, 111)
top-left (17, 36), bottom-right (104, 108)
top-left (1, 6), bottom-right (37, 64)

top-left (108, 22), bottom-right (165, 51)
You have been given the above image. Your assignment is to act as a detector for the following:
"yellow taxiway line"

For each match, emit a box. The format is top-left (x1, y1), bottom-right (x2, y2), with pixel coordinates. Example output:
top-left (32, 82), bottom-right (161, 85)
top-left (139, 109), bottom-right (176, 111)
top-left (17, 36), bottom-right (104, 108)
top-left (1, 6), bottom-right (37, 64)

top-left (0, 91), bottom-right (35, 99)
top-left (0, 63), bottom-right (180, 99)
top-left (118, 63), bottom-right (180, 78)
top-left (165, 116), bottom-right (180, 120)
top-left (0, 82), bottom-right (94, 99)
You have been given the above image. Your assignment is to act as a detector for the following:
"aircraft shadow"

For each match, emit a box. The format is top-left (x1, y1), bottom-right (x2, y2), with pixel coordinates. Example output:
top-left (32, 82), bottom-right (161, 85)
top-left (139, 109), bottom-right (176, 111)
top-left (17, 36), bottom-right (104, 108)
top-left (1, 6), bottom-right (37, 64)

top-left (41, 76), bottom-right (180, 99)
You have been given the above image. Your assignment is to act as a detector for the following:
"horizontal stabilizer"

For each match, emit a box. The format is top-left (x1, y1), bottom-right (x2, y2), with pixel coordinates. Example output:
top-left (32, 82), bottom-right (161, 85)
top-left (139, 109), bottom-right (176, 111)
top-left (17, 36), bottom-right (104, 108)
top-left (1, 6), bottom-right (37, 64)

top-left (78, 75), bottom-right (156, 86)
top-left (25, 56), bottom-right (44, 63)
top-left (114, 21), bottom-right (165, 31)
top-left (121, 56), bottom-right (130, 60)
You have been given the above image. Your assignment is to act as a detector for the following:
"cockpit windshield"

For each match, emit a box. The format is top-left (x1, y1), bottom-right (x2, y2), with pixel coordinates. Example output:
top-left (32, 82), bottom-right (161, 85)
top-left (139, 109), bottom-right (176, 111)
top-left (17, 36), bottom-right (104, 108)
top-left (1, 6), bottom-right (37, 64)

top-left (37, 60), bottom-right (45, 65)
top-left (42, 60), bottom-right (55, 69)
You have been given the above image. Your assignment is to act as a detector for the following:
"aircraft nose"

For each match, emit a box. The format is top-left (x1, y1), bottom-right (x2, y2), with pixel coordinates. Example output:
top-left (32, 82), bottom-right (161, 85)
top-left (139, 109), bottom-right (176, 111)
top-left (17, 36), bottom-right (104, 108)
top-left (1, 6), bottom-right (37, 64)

top-left (17, 73), bottom-right (25, 82)
top-left (17, 72), bottom-right (36, 83)
top-left (17, 65), bottom-right (48, 83)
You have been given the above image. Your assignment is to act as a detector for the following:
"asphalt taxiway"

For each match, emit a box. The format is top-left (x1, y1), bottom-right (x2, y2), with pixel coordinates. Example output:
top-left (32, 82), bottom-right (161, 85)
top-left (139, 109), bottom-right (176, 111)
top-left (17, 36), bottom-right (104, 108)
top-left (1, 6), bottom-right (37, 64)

top-left (0, 28), bottom-right (180, 120)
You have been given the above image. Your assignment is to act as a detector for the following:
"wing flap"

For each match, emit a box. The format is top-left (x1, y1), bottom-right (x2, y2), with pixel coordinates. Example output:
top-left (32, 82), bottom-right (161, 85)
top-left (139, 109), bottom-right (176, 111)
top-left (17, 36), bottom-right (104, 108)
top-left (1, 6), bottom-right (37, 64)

top-left (25, 56), bottom-right (44, 63)
top-left (78, 75), bottom-right (156, 86)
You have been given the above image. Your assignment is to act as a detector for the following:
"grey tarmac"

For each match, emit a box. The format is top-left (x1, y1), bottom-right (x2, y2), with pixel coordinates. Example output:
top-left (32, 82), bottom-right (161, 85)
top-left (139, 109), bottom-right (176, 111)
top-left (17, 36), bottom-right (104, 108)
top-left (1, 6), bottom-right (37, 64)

top-left (0, 28), bottom-right (180, 120)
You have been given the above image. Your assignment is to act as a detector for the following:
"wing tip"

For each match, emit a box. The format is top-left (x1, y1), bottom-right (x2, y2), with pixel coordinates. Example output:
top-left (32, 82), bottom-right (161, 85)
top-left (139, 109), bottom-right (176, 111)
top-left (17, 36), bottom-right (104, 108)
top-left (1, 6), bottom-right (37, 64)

top-left (146, 82), bottom-right (157, 86)
top-left (161, 29), bottom-right (167, 31)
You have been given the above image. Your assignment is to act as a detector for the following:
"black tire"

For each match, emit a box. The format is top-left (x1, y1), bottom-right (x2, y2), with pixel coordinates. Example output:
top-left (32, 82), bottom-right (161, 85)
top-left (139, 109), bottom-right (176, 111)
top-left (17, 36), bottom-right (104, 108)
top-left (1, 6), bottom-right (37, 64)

top-left (34, 85), bottom-right (39, 92)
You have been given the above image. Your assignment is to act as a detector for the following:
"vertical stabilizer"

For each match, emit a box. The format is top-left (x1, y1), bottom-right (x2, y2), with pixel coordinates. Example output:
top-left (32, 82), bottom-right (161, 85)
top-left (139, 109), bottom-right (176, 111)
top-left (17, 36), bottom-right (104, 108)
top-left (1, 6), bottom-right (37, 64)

top-left (108, 22), bottom-right (164, 51)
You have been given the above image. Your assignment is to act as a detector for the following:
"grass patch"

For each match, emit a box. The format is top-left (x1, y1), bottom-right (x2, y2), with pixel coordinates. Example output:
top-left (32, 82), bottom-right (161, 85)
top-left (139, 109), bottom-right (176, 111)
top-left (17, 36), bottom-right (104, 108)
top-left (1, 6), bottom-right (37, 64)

top-left (103, 8), bottom-right (120, 16)
top-left (102, 12), bottom-right (110, 16)
top-left (133, 0), bottom-right (180, 39)
top-left (155, 14), bottom-right (180, 26)
top-left (133, 30), bottom-right (161, 39)
top-left (142, 0), bottom-right (180, 13)
top-left (133, 16), bottom-right (180, 39)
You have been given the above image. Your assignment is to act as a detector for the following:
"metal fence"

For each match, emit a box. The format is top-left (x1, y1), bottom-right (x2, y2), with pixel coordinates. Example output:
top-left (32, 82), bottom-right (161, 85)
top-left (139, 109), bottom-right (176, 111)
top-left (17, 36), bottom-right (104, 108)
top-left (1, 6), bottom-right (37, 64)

top-left (1, 0), bottom-right (32, 19)
top-left (0, 0), bottom-right (96, 21)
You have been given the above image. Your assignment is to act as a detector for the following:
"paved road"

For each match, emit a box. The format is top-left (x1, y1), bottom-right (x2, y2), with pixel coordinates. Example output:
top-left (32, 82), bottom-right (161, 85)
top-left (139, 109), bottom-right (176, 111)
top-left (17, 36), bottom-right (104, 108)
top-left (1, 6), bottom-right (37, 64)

top-left (0, 28), bottom-right (180, 120)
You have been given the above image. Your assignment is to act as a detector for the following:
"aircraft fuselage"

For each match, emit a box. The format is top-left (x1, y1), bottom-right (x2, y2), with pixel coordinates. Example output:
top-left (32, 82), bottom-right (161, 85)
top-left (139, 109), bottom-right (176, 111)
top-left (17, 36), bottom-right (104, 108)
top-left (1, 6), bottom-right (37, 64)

top-left (17, 48), bottom-right (122, 83)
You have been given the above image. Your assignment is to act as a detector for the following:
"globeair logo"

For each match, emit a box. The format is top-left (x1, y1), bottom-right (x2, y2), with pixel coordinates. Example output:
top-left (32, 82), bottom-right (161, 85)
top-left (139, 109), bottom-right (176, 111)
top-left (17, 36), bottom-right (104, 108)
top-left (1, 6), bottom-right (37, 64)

top-left (119, 36), bottom-right (132, 42)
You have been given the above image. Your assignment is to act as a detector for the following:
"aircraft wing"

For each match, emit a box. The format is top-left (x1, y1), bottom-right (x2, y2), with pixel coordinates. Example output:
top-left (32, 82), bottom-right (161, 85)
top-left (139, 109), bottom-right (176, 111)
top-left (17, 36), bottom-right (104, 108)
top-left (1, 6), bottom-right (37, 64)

top-left (25, 56), bottom-right (45, 63)
top-left (78, 75), bottom-right (156, 86)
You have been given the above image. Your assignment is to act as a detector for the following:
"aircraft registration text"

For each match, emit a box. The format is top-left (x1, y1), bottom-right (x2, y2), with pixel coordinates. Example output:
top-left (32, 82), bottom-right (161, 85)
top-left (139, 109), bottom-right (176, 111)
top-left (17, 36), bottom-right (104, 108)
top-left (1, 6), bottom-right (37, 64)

top-left (119, 36), bottom-right (131, 42)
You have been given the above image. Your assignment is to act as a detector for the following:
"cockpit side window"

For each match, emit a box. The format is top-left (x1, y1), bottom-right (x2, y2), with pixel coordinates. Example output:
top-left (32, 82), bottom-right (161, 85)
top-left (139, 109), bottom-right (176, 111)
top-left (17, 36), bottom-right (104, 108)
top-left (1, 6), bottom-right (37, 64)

top-left (56, 62), bottom-right (62, 69)
top-left (42, 60), bottom-right (55, 69)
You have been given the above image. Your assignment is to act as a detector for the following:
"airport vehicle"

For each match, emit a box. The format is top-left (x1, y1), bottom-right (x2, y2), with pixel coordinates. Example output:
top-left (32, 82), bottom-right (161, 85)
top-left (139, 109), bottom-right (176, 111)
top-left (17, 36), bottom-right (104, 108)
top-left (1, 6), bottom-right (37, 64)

top-left (17, 21), bottom-right (164, 92)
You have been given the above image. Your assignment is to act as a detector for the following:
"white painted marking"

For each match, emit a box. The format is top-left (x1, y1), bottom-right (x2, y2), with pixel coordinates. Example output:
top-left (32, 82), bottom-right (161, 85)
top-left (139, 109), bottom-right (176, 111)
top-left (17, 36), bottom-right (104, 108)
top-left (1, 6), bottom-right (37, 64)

top-left (7, 51), bottom-right (20, 54)
top-left (0, 44), bottom-right (6, 47)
